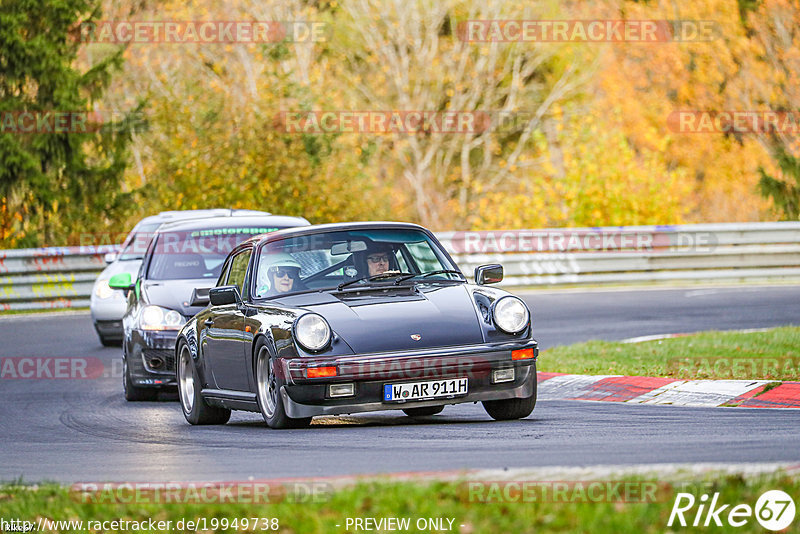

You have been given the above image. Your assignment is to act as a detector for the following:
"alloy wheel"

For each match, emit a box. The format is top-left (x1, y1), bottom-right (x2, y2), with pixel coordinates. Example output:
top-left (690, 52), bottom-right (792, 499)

top-left (256, 346), bottom-right (277, 418)
top-left (178, 346), bottom-right (195, 413)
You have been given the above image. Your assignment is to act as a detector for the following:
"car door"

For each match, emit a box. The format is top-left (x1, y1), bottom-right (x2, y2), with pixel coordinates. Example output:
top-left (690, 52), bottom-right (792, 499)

top-left (197, 257), bottom-right (231, 386)
top-left (204, 247), bottom-right (252, 391)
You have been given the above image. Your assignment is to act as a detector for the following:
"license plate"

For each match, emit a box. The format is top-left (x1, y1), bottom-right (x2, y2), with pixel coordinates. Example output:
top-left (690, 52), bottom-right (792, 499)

top-left (383, 378), bottom-right (468, 402)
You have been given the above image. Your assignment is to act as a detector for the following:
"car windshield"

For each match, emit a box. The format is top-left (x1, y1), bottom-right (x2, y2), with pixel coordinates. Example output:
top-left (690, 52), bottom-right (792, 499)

top-left (118, 222), bottom-right (161, 261)
top-left (253, 228), bottom-right (462, 298)
top-left (147, 225), bottom-right (280, 280)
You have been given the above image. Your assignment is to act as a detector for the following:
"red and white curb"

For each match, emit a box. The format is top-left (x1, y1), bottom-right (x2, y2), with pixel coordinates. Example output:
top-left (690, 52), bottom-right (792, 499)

top-left (537, 373), bottom-right (800, 408)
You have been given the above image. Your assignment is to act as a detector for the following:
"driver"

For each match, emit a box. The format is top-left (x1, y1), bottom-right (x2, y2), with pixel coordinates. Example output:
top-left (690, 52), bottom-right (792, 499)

top-left (366, 247), bottom-right (392, 276)
top-left (353, 243), bottom-right (395, 277)
top-left (257, 253), bottom-right (302, 297)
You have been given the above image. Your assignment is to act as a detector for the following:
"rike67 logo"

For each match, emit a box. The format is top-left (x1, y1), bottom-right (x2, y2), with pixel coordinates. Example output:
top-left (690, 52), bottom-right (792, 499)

top-left (668, 490), bottom-right (795, 530)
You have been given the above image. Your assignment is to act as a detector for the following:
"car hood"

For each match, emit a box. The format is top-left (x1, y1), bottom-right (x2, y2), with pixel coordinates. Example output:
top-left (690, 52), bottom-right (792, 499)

top-left (142, 278), bottom-right (215, 317)
top-left (277, 284), bottom-right (484, 353)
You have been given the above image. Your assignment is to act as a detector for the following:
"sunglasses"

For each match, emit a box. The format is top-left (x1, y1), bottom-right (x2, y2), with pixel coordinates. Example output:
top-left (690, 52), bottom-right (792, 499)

top-left (271, 267), bottom-right (299, 278)
top-left (367, 254), bottom-right (390, 264)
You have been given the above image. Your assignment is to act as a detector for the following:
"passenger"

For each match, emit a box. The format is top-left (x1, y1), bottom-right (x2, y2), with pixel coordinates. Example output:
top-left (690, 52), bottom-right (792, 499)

top-left (257, 253), bottom-right (302, 297)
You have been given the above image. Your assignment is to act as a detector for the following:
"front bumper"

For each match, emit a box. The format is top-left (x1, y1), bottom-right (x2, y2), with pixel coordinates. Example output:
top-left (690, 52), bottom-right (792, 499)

top-left (127, 329), bottom-right (179, 387)
top-left (94, 319), bottom-right (123, 340)
top-left (278, 341), bottom-right (538, 418)
top-left (90, 293), bottom-right (127, 322)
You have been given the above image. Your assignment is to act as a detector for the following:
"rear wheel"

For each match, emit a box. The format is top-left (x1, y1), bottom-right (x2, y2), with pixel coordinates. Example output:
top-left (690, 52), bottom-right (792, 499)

top-left (403, 406), bottom-right (444, 417)
top-left (123, 353), bottom-right (158, 402)
top-left (177, 342), bottom-right (230, 425)
top-left (255, 341), bottom-right (311, 429)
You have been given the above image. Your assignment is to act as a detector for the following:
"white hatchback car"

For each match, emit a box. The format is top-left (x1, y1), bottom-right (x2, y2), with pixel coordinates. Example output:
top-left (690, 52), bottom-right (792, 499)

top-left (90, 209), bottom-right (292, 346)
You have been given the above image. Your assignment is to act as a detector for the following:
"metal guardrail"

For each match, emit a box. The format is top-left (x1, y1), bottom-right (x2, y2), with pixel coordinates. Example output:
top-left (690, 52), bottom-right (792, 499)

top-left (438, 222), bottom-right (800, 286)
top-left (0, 245), bottom-right (118, 311)
top-left (1, 222), bottom-right (799, 311)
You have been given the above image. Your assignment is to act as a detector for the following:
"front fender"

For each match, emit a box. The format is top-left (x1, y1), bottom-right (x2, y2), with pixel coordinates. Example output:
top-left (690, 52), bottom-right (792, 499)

top-left (468, 285), bottom-right (534, 342)
top-left (250, 305), bottom-right (356, 360)
top-left (177, 319), bottom-right (199, 358)
top-left (176, 317), bottom-right (209, 384)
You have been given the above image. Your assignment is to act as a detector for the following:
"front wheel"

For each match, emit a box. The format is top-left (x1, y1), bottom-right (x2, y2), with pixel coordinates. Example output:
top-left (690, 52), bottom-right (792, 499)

top-left (482, 375), bottom-right (537, 420)
top-left (255, 342), bottom-right (311, 429)
top-left (177, 342), bottom-right (230, 425)
top-left (98, 333), bottom-right (120, 347)
top-left (123, 353), bottom-right (158, 402)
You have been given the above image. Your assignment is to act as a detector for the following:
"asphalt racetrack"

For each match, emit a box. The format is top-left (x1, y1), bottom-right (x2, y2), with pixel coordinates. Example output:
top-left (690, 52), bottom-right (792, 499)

top-left (2, 285), bottom-right (799, 482)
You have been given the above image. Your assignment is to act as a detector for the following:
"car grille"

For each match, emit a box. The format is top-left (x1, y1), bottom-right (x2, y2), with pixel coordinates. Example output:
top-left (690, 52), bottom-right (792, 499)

top-left (142, 348), bottom-right (175, 373)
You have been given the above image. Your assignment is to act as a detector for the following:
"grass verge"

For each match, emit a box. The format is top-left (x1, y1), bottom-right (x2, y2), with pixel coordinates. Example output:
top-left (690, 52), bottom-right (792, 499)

top-left (1, 473), bottom-right (798, 533)
top-left (0, 307), bottom-right (89, 317)
top-left (539, 326), bottom-right (800, 380)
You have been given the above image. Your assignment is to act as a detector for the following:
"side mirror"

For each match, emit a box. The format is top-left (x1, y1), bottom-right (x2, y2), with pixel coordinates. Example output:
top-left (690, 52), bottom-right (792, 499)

top-left (475, 264), bottom-right (503, 285)
top-left (104, 252), bottom-right (117, 264)
top-left (190, 287), bottom-right (211, 307)
top-left (209, 285), bottom-right (242, 306)
top-left (108, 272), bottom-right (134, 290)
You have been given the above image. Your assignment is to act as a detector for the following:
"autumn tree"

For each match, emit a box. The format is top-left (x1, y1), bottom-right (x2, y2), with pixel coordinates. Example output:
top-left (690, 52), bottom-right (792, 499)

top-left (326, 0), bottom-right (593, 230)
top-left (0, 0), bottom-right (137, 247)
top-left (97, 0), bottom-right (394, 228)
top-left (738, 0), bottom-right (800, 220)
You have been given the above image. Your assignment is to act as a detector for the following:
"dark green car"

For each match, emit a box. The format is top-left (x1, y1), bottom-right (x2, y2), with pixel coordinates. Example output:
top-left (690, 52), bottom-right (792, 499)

top-left (109, 215), bottom-right (309, 401)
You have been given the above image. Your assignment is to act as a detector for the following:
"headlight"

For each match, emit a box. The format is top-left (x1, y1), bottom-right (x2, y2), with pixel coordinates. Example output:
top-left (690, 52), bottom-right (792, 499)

top-left (140, 305), bottom-right (185, 331)
top-left (294, 313), bottom-right (331, 352)
top-left (94, 279), bottom-right (115, 300)
top-left (492, 296), bottom-right (529, 334)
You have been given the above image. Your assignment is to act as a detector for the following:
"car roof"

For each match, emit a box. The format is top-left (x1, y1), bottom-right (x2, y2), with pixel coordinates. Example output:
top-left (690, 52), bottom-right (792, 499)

top-left (241, 221), bottom-right (429, 248)
top-left (133, 209), bottom-right (273, 229)
top-left (155, 214), bottom-right (311, 234)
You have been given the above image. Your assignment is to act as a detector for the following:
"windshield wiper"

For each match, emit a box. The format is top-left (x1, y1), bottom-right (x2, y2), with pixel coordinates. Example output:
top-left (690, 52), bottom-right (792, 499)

top-left (420, 269), bottom-right (465, 279)
top-left (389, 269), bottom-right (467, 285)
top-left (337, 271), bottom-right (414, 291)
top-left (389, 269), bottom-right (466, 285)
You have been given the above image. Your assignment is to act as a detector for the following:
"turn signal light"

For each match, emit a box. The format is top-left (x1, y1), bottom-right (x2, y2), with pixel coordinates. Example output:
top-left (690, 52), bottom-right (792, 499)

top-left (512, 348), bottom-right (535, 360)
top-left (307, 366), bottom-right (337, 378)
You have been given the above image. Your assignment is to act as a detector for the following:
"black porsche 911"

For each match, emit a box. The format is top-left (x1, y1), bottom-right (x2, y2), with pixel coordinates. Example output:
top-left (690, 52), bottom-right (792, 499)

top-left (108, 214), bottom-right (310, 401)
top-left (175, 222), bottom-right (538, 428)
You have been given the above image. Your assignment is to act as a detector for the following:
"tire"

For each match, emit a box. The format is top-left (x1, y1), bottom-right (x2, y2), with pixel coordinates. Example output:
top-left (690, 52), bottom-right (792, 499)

top-left (177, 342), bottom-right (231, 425)
top-left (255, 340), bottom-right (311, 429)
top-left (123, 353), bottom-right (158, 402)
top-left (482, 375), bottom-right (537, 421)
top-left (403, 406), bottom-right (444, 417)
top-left (99, 334), bottom-right (120, 347)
